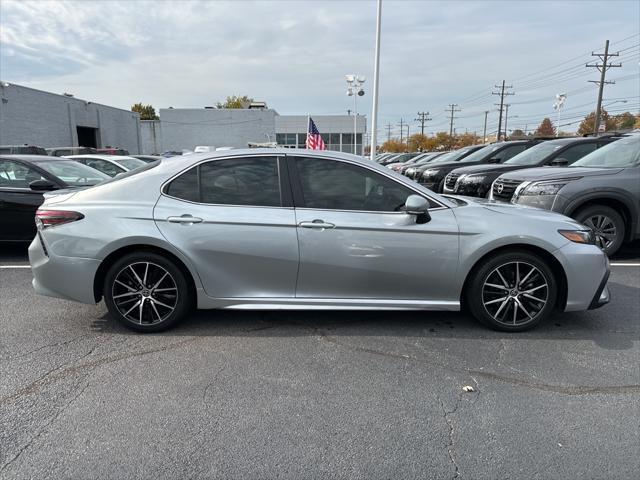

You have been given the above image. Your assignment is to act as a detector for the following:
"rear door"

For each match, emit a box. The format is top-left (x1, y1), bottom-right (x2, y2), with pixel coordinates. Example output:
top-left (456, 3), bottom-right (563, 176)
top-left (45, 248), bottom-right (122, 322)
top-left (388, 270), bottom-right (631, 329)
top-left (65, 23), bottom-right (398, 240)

top-left (288, 155), bottom-right (460, 301)
top-left (153, 155), bottom-right (299, 298)
top-left (0, 159), bottom-right (50, 241)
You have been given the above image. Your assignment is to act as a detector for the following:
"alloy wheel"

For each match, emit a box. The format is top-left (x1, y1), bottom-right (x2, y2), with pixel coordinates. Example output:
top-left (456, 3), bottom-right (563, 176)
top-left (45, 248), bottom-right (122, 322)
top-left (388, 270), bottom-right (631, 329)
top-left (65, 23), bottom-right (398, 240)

top-left (482, 261), bottom-right (549, 326)
top-left (582, 215), bottom-right (617, 251)
top-left (111, 262), bottom-right (178, 325)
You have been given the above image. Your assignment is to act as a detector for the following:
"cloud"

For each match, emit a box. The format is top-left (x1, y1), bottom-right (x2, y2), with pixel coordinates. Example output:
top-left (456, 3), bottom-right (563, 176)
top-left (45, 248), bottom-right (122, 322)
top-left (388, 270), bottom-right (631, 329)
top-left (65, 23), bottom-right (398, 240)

top-left (1, 0), bottom-right (638, 135)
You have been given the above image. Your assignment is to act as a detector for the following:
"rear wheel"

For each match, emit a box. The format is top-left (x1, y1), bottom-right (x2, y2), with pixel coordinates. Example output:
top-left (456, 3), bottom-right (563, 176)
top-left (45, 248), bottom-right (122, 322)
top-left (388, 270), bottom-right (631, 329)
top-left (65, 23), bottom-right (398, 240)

top-left (466, 250), bottom-right (557, 332)
top-left (573, 205), bottom-right (625, 256)
top-left (104, 252), bottom-right (191, 332)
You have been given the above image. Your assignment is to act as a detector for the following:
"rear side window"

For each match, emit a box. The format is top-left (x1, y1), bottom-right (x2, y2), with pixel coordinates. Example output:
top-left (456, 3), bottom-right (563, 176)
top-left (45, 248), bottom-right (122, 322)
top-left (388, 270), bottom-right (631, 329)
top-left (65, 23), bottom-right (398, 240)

top-left (496, 145), bottom-right (527, 162)
top-left (0, 160), bottom-right (47, 188)
top-left (165, 157), bottom-right (281, 207)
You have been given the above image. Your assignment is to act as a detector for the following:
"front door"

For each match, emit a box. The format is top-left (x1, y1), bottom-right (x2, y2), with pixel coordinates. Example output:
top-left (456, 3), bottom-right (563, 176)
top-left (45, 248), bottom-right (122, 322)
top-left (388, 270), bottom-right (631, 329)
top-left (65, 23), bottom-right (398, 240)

top-left (289, 156), bottom-right (460, 301)
top-left (154, 155), bottom-right (299, 298)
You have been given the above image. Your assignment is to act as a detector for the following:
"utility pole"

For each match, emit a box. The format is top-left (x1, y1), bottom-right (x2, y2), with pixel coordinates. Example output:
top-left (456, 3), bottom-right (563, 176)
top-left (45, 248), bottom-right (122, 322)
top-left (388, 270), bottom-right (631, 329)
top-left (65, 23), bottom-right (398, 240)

top-left (398, 118), bottom-right (406, 143)
top-left (504, 104), bottom-right (511, 139)
top-left (482, 110), bottom-right (489, 144)
top-left (492, 80), bottom-right (515, 141)
top-left (385, 123), bottom-right (393, 141)
top-left (446, 104), bottom-right (460, 149)
top-left (587, 40), bottom-right (621, 135)
top-left (415, 111), bottom-right (431, 136)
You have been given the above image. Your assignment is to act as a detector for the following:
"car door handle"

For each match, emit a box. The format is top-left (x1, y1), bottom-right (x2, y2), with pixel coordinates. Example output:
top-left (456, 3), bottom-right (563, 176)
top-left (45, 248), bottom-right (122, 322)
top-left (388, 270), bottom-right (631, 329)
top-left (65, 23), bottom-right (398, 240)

top-left (167, 215), bottom-right (203, 224)
top-left (298, 219), bottom-right (335, 229)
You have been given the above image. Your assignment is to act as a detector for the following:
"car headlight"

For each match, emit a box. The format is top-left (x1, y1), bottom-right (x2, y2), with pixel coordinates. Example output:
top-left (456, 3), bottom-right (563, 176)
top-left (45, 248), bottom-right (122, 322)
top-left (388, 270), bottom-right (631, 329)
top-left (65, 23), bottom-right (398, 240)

top-left (558, 229), bottom-right (595, 245)
top-left (421, 169), bottom-right (439, 180)
top-left (520, 181), bottom-right (568, 196)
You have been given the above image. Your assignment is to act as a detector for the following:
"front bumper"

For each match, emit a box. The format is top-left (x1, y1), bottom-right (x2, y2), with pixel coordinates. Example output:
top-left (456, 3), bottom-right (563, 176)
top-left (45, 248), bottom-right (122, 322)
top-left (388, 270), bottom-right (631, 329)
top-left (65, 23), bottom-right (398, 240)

top-left (553, 241), bottom-right (610, 312)
top-left (29, 235), bottom-right (100, 304)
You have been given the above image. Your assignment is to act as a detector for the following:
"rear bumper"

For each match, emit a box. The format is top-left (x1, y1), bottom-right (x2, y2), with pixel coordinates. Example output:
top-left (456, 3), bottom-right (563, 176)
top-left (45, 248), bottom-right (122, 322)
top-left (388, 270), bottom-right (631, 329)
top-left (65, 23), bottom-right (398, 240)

top-left (29, 235), bottom-right (100, 304)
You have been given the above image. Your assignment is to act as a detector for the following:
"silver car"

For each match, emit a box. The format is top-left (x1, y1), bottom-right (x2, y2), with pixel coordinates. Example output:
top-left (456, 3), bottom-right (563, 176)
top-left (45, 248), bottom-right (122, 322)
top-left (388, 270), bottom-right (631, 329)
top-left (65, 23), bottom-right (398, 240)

top-left (29, 149), bottom-right (610, 332)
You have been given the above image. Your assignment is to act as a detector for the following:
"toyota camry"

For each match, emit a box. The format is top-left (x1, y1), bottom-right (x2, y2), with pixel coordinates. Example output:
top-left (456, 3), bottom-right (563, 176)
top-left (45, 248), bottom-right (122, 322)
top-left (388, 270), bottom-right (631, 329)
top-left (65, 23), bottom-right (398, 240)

top-left (28, 149), bottom-right (610, 332)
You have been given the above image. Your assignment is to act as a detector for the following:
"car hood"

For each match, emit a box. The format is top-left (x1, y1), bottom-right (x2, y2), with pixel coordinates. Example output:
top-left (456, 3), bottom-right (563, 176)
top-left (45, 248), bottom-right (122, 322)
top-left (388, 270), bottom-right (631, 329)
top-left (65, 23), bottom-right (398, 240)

top-left (449, 163), bottom-right (523, 175)
top-left (444, 194), bottom-right (584, 226)
top-left (497, 166), bottom-right (623, 181)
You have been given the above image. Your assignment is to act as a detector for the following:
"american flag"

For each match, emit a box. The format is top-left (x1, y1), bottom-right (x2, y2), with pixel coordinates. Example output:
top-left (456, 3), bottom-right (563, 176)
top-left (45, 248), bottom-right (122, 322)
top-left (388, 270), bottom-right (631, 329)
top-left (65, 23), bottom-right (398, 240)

top-left (306, 117), bottom-right (326, 150)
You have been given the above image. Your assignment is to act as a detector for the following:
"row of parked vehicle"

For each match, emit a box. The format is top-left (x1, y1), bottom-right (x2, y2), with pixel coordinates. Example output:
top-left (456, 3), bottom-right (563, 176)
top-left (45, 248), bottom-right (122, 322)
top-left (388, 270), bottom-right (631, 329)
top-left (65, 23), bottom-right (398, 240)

top-left (0, 144), bottom-right (131, 156)
top-left (376, 132), bottom-right (640, 256)
top-left (0, 152), bottom-right (164, 241)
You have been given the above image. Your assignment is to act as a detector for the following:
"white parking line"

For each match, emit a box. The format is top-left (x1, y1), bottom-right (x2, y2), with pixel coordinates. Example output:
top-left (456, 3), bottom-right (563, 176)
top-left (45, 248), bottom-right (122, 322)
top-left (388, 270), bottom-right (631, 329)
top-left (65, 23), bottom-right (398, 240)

top-left (0, 265), bottom-right (30, 269)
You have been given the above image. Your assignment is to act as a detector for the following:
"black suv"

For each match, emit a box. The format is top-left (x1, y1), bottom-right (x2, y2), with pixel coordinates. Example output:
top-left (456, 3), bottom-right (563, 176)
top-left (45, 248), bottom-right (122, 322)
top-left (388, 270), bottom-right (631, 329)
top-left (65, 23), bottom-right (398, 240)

top-left (418, 139), bottom-right (548, 193)
top-left (407, 145), bottom-right (483, 183)
top-left (444, 136), bottom-right (620, 198)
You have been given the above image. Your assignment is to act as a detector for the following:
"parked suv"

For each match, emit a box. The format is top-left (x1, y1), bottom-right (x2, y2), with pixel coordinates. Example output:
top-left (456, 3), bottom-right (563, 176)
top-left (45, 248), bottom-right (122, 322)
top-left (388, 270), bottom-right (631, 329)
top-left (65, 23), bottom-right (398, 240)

top-left (47, 146), bottom-right (98, 156)
top-left (492, 134), bottom-right (640, 255)
top-left (0, 145), bottom-right (47, 155)
top-left (418, 140), bottom-right (547, 192)
top-left (408, 145), bottom-right (484, 183)
top-left (444, 136), bottom-right (620, 198)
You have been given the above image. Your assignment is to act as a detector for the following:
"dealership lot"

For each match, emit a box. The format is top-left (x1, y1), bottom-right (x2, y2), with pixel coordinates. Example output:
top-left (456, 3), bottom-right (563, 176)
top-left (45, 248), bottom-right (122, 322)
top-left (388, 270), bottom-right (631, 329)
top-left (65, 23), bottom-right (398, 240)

top-left (1, 244), bottom-right (639, 479)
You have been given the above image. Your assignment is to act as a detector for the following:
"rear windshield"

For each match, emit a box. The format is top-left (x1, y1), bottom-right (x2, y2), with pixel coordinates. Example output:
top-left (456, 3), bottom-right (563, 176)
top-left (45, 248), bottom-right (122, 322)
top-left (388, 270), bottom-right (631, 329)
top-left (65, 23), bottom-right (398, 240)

top-left (571, 136), bottom-right (640, 168)
top-left (36, 160), bottom-right (110, 186)
top-left (96, 160), bottom-right (160, 186)
top-left (113, 158), bottom-right (147, 170)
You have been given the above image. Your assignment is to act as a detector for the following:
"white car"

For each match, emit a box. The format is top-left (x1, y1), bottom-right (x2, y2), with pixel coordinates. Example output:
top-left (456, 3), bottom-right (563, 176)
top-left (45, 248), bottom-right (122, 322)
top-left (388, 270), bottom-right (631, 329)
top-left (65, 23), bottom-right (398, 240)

top-left (64, 155), bottom-right (147, 177)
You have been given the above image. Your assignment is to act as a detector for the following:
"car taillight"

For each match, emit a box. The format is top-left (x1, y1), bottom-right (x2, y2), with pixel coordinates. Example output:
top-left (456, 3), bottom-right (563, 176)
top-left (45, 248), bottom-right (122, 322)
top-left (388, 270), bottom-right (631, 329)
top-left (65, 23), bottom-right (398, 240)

top-left (35, 210), bottom-right (84, 229)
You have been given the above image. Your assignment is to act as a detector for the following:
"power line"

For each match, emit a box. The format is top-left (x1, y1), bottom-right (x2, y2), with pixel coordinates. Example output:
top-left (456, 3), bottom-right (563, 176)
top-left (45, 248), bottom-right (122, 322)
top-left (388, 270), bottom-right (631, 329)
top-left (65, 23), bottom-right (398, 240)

top-left (445, 104), bottom-right (461, 138)
top-left (415, 111), bottom-right (432, 136)
top-left (492, 81), bottom-right (515, 140)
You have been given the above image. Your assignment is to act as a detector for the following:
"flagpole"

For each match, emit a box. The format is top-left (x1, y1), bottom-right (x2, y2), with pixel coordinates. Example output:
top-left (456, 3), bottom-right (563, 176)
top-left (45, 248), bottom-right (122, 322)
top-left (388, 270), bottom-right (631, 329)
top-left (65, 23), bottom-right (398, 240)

top-left (306, 114), bottom-right (310, 149)
top-left (369, 0), bottom-right (382, 161)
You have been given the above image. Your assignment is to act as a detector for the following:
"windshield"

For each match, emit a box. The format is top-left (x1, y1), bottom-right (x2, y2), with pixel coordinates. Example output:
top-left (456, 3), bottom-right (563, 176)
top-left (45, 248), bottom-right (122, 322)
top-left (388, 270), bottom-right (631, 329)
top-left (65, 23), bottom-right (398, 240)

top-left (506, 142), bottom-right (564, 166)
top-left (455, 144), bottom-right (499, 163)
top-left (114, 158), bottom-right (146, 170)
top-left (36, 160), bottom-right (110, 186)
top-left (571, 136), bottom-right (640, 168)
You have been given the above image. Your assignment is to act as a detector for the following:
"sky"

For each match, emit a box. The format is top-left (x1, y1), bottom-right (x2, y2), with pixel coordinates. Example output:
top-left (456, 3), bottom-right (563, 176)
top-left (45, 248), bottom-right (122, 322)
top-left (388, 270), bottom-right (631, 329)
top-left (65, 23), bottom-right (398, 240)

top-left (1, 0), bottom-right (639, 139)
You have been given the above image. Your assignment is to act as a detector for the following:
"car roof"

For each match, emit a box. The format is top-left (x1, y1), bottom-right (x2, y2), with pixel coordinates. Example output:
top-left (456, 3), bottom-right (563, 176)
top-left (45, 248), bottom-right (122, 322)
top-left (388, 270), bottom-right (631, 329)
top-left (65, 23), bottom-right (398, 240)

top-left (65, 154), bottom-right (138, 161)
top-left (0, 154), bottom-right (73, 162)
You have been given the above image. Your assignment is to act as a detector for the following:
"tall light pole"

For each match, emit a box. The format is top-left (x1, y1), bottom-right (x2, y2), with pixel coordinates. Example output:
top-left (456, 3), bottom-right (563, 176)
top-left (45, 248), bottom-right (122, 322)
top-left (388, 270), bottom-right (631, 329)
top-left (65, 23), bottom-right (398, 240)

top-left (369, 0), bottom-right (382, 161)
top-left (553, 93), bottom-right (566, 137)
top-left (346, 75), bottom-right (365, 154)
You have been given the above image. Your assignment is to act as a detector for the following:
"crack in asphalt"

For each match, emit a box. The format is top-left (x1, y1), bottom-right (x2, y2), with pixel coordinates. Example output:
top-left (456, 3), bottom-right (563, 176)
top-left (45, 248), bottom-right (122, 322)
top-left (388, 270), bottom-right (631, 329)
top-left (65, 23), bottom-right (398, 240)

top-left (0, 337), bottom-right (203, 405)
top-left (440, 396), bottom-right (462, 480)
top-left (2, 334), bottom-right (93, 361)
top-left (0, 380), bottom-right (90, 475)
top-left (315, 333), bottom-right (640, 396)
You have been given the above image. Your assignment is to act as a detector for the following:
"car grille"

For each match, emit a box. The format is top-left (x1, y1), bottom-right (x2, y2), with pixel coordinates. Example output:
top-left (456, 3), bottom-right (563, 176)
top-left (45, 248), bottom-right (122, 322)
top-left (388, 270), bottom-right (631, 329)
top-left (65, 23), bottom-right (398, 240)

top-left (445, 173), bottom-right (460, 190)
top-left (492, 178), bottom-right (522, 201)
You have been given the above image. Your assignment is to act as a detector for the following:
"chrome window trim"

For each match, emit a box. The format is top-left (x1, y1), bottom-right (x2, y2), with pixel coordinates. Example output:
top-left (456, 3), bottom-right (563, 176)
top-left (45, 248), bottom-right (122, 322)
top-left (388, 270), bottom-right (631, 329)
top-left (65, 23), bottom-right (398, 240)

top-left (159, 151), bottom-right (450, 211)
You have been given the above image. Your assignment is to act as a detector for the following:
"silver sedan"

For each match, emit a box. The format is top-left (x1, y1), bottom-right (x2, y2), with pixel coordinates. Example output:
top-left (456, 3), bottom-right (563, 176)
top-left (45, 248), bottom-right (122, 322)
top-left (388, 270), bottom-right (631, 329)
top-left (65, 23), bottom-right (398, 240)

top-left (29, 149), bottom-right (610, 332)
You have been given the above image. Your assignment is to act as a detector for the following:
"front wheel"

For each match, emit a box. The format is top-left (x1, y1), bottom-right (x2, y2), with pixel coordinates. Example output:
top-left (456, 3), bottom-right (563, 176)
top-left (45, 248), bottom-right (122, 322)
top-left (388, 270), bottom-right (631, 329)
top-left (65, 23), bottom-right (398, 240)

top-left (466, 250), bottom-right (557, 332)
top-left (573, 205), bottom-right (625, 256)
top-left (104, 252), bottom-right (191, 332)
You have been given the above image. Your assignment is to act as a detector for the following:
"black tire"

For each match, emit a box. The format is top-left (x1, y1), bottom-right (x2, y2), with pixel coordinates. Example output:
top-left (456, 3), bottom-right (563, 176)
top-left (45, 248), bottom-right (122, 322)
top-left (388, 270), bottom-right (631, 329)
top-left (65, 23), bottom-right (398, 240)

top-left (103, 251), bottom-right (191, 332)
top-left (466, 250), bottom-right (557, 332)
top-left (573, 205), bottom-right (625, 257)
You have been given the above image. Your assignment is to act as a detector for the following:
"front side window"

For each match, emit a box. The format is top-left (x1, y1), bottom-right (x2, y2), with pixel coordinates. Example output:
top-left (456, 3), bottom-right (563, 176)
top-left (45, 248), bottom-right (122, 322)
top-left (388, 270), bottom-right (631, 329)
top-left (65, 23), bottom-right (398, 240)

top-left (295, 157), bottom-right (416, 212)
top-left (0, 160), bottom-right (47, 188)
top-left (166, 157), bottom-right (281, 207)
top-left (559, 143), bottom-right (598, 163)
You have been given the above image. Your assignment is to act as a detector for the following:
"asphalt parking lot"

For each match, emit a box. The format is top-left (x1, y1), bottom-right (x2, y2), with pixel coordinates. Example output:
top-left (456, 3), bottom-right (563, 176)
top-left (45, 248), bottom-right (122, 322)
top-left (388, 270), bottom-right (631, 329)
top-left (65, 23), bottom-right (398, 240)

top-left (1, 243), bottom-right (639, 479)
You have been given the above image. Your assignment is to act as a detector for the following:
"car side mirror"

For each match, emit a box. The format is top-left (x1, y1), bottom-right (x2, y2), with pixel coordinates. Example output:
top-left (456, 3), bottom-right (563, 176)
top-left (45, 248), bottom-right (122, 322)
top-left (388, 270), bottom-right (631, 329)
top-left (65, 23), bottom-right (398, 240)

top-left (29, 179), bottom-right (57, 191)
top-left (487, 157), bottom-right (501, 164)
top-left (405, 194), bottom-right (431, 224)
top-left (551, 157), bottom-right (569, 166)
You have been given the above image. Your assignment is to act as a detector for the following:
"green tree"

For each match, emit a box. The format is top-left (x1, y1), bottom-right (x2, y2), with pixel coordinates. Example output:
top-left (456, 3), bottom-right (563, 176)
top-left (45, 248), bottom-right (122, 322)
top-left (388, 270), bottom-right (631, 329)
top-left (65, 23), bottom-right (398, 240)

top-left (131, 103), bottom-right (159, 120)
top-left (535, 118), bottom-right (555, 136)
top-left (216, 95), bottom-right (255, 109)
top-left (577, 110), bottom-right (617, 135)
top-left (613, 111), bottom-right (636, 130)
